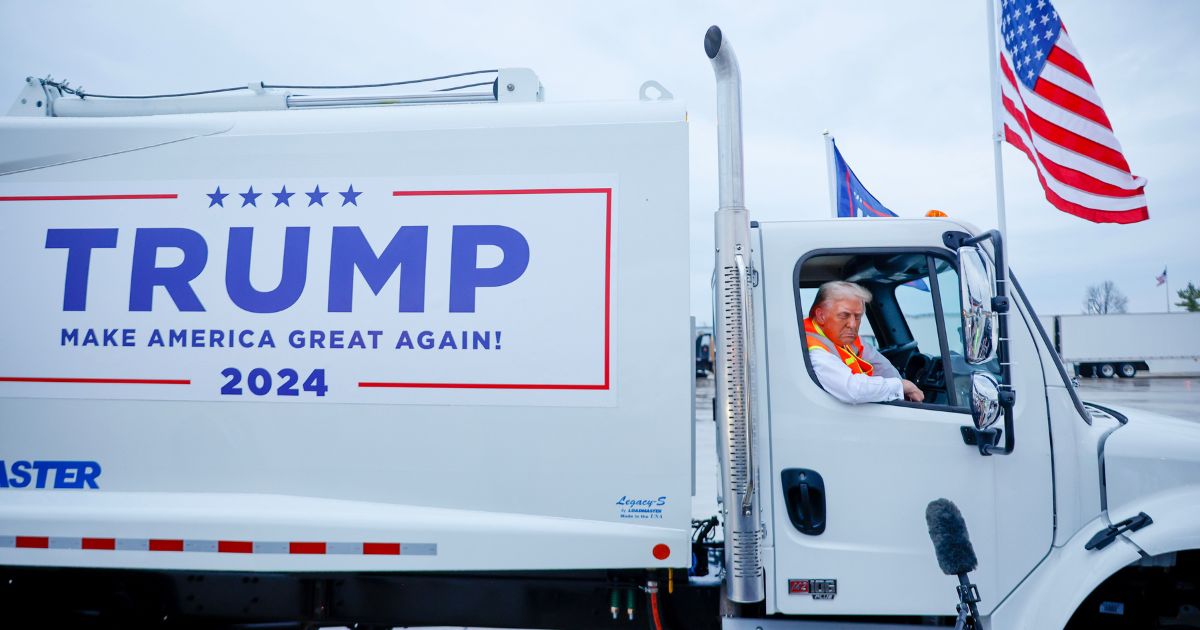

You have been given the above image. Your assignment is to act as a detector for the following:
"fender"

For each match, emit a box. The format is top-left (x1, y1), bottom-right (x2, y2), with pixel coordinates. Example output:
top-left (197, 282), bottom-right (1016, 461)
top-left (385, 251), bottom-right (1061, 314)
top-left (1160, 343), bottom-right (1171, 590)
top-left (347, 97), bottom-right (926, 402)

top-left (1102, 408), bottom-right (1200, 549)
top-left (995, 407), bottom-right (1200, 629)
top-left (990, 512), bottom-right (1141, 630)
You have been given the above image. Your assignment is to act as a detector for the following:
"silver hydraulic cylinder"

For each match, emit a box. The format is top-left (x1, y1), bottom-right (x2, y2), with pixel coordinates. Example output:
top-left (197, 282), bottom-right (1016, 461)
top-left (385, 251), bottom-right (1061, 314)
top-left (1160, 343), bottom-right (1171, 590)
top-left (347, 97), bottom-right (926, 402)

top-left (705, 25), bottom-right (764, 605)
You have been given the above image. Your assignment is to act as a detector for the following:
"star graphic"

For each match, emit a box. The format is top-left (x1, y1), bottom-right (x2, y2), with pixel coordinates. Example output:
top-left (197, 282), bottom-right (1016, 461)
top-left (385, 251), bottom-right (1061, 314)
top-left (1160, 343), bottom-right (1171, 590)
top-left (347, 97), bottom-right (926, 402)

top-left (239, 186), bottom-right (262, 207)
top-left (273, 186), bottom-right (294, 207)
top-left (339, 184), bottom-right (362, 207)
top-left (207, 186), bottom-right (228, 208)
top-left (306, 185), bottom-right (328, 207)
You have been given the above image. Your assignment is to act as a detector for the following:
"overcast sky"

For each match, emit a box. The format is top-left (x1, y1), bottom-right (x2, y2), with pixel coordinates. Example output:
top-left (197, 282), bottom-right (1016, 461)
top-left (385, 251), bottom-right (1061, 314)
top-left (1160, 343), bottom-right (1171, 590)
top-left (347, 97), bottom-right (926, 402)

top-left (3, 1), bottom-right (1196, 321)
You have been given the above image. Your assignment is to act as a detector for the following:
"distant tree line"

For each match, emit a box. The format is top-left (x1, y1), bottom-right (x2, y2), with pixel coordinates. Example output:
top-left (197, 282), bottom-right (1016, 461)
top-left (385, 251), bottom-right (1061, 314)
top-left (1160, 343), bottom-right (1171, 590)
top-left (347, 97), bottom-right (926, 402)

top-left (1083, 281), bottom-right (1127, 314)
top-left (1081, 279), bottom-right (1199, 313)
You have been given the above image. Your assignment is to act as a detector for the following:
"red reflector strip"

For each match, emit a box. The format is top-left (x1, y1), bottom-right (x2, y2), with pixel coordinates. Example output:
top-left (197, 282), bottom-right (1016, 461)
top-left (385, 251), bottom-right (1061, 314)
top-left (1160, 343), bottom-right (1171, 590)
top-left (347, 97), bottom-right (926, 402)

top-left (2, 535), bottom-right (434, 556)
top-left (363, 542), bottom-right (401, 555)
top-left (289, 542), bottom-right (326, 555)
top-left (218, 540), bottom-right (253, 554)
top-left (148, 539), bottom-right (184, 552)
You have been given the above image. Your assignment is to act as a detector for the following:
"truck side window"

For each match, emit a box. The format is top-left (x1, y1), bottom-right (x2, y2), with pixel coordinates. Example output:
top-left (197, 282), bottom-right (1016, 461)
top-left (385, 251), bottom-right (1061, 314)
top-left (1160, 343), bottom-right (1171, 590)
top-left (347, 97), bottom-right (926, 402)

top-left (892, 262), bottom-right (960, 407)
top-left (798, 252), bottom-right (995, 411)
top-left (894, 279), bottom-right (940, 361)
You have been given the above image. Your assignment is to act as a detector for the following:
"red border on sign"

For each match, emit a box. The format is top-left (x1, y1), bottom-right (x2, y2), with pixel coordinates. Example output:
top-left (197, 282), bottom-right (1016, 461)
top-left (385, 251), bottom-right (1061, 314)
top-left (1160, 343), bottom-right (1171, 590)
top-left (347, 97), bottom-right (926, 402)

top-left (0, 194), bottom-right (178, 202)
top-left (0, 376), bottom-right (190, 385)
top-left (0, 191), bottom-right (187, 386)
top-left (359, 187), bottom-right (613, 391)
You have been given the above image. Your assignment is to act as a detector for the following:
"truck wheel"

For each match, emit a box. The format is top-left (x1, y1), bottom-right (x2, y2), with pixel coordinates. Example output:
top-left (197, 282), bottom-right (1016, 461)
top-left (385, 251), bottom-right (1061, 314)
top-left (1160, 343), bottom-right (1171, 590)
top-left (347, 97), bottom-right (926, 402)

top-left (1118, 363), bottom-right (1137, 378)
top-left (1097, 363), bottom-right (1116, 378)
top-left (1079, 364), bottom-right (1094, 378)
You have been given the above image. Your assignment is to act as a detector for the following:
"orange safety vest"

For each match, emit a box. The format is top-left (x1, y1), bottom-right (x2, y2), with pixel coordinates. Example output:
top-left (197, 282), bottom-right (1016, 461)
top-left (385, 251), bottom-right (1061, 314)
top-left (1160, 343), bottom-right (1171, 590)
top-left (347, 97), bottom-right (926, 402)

top-left (804, 317), bottom-right (875, 376)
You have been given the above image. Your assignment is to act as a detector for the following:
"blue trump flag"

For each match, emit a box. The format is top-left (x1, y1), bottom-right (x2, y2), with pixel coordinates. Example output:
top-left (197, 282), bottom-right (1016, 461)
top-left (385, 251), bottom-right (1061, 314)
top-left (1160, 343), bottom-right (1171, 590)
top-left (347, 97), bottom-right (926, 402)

top-left (831, 140), bottom-right (898, 218)
top-left (828, 137), bottom-right (929, 291)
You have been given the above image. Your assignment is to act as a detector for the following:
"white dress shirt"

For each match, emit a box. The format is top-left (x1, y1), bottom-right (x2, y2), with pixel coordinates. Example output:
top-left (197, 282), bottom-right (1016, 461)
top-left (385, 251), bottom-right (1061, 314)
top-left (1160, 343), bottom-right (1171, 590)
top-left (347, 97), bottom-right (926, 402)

top-left (810, 340), bottom-right (904, 404)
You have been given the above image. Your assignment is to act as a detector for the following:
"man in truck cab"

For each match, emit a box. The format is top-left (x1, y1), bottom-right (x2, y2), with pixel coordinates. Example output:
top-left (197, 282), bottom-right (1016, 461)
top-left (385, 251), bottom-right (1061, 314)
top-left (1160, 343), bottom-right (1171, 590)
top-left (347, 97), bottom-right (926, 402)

top-left (805, 281), bottom-right (925, 404)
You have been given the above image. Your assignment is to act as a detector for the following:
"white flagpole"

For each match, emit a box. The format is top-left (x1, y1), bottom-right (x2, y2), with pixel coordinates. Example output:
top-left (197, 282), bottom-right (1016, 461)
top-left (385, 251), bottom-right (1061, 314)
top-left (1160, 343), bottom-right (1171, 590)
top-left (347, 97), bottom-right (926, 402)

top-left (823, 130), bottom-right (839, 218)
top-left (1165, 268), bottom-right (1171, 312)
top-left (986, 0), bottom-right (1010, 271)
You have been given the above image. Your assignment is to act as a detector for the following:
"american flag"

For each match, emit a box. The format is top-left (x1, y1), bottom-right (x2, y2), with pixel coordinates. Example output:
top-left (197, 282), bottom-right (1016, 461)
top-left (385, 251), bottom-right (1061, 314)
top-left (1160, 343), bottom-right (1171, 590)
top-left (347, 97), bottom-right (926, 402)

top-left (1156, 267), bottom-right (1167, 286)
top-left (998, 0), bottom-right (1148, 224)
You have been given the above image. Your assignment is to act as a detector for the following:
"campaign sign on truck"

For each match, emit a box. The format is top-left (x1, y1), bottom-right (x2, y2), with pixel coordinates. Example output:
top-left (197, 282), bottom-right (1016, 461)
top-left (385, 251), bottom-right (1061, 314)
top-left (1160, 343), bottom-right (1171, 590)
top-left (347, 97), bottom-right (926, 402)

top-left (0, 177), bottom-right (615, 406)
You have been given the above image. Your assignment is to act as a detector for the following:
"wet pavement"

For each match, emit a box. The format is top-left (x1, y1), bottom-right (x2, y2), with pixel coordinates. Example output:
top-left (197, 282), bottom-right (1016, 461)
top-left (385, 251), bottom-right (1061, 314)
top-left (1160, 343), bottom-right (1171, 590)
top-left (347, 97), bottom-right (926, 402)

top-left (1074, 376), bottom-right (1199, 421)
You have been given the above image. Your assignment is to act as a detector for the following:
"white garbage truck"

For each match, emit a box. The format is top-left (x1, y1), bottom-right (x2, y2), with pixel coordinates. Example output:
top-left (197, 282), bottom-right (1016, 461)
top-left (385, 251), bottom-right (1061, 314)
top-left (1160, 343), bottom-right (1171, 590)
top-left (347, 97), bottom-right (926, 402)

top-left (2, 26), bottom-right (1198, 630)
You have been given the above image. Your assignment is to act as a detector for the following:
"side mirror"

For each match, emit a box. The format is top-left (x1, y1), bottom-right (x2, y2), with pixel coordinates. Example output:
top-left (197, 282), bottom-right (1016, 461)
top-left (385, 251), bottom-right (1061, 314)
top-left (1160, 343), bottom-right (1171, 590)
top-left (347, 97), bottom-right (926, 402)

top-left (947, 229), bottom-right (1014, 456)
top-left (957, 245), bottom-right (998, 365)
top-left (969, 372), bottom-right (1002, 430)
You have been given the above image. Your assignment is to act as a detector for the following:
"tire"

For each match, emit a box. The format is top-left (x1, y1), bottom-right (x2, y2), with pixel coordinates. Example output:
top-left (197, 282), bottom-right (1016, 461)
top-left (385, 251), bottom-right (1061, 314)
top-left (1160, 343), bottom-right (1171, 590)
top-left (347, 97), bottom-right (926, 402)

top-left (1097, 363), bottom-right (1116, 378)
top-left (1118, 363), bottom-right (1137, 378)
top-left (1079, 364), bottom-right (1095, 378)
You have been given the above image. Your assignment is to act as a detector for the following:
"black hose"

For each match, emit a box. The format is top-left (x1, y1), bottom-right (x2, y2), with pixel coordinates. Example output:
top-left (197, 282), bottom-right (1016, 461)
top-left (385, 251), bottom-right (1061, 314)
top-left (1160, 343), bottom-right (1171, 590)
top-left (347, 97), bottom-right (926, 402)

top-left (40, 69), bottom-right (499, 100)
top-left (434, 80), bottom-right (495, 92)
top-left (265, 69), bottom-right (497, 90)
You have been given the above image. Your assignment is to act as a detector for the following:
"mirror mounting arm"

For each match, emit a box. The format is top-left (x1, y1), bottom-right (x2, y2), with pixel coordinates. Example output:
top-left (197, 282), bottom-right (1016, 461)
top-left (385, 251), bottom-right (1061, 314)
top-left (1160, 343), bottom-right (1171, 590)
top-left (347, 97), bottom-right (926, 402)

top-left (961, 426), bottom-right (1002, 455)
top-left (979, 388), bottom-right (1018, 455)
top-left (982, 228), bottom-right (1015, 456)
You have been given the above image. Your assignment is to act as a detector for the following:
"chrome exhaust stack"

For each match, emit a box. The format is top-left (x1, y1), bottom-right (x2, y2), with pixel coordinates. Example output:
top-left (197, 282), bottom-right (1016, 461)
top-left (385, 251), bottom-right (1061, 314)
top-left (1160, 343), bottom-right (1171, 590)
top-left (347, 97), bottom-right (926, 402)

top-left (705, 25), bottom-right (764, 605)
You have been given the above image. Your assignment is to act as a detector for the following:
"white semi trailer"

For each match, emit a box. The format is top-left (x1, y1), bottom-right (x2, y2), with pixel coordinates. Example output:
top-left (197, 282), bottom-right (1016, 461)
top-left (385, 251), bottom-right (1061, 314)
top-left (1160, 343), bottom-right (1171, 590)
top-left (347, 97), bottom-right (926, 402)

top-left (1042, 313), bottom-right (1200, 378)
top-left (2, 26), bottom-right (1199, 630)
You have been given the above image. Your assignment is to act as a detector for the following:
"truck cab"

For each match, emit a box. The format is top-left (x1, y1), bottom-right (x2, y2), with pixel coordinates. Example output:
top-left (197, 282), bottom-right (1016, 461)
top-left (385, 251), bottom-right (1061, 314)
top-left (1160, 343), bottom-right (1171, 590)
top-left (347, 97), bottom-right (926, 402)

top-left (733, 216), bottom-right (1200, 628)
top-left (751, 217), bottom-right (1059, 617)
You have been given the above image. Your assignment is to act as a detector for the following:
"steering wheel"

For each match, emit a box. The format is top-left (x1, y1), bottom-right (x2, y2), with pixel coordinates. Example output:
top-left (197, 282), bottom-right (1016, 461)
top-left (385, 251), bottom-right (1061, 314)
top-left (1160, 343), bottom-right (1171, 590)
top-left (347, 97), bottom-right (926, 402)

top-left (922, 356), bottom-right (947, 389)
top-left (904, 353), bottom-right (931, 383)
top-left (904, 353), bottom-right (950, 403)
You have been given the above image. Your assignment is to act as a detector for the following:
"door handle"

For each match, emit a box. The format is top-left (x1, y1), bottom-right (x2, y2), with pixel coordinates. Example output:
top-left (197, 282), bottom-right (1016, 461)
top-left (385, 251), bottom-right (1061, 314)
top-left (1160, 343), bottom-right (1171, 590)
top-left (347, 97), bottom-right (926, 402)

top-left (781, 468), bottom-right (826, 535)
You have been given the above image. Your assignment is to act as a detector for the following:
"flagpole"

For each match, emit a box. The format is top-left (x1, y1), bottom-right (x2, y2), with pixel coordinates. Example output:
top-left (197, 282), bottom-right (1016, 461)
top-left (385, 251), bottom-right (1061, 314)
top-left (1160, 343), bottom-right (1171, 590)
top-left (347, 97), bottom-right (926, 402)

top-left (985, 0), bottom-right (1009, 255)
top-left (823, 131), bottom-right (838, 218)
top-left (1165, 268), bottom-right (1171, 312)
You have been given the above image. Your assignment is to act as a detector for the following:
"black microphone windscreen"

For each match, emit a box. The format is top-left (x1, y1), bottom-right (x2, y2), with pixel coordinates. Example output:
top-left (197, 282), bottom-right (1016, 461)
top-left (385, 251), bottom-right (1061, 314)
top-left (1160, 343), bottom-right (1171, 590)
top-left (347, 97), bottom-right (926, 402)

top-left (926, 498), bottom-right (978, 575)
